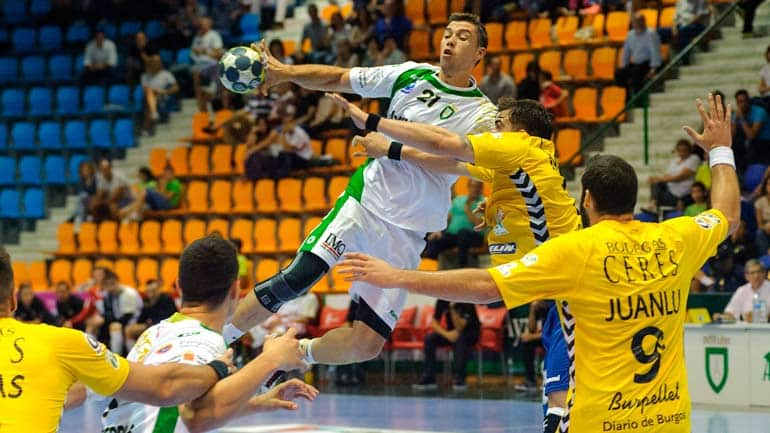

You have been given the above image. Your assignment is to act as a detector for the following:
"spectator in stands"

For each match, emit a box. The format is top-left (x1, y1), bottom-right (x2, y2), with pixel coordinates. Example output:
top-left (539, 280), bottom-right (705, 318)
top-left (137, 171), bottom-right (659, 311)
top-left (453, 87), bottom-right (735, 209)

top-left (249, 293), bottom-right (319, 348)
top-left (378, 34), bottom-right (407, 66)
top-left (517, 61), bottom-right (541, 101)
top-left (361, 37), bottom-right (381, 68)
top-left (760, 45), bottom-right (770, 100)
top-left (98, 270), bottom-right (143, 354)
top-left (212, 0), bottom-right (247, 36)
top-left (82, 28), bottom-right (118, 84)
top-left (275, 106), bottom-right (314, 178)
top-left (413, 300), bottom-right (480, 391)
top-left (673, 0), bottom-right (710, 57)
top-left (646, 139), bottom-right (700, 210)
top-left (141, 55), bottom-right (180, 135)
top-left (733, 89), bottom-right (770, 165)
top-left (14, 282), bottom-right (57, 325)
top-left (348, 7), bottom-right (375, 52)
top-left (93, 159), bottom-right (135, 221)
top-left (616, 13), bottom-right (662, 99)
top-left (539, 70), bottom-right (569, 118)
top-left (231, 239), bottom-right (251, 291)
top-left (178, 0), bottom-right (209, 40)
top-left (698, 238), bottom-right (747, 293)
top-left (374, 0), bottom-right (412, 51)
top-left (71, 160), bottom-right (98, 227)
top-left (126, 31), bottom-right (159, 86)
top-left (243, 117), bottom-right (274, 180)
top-left (423, 179), bottom-right (485, 267)
top-left (191, 17), bottom-right (224, 111)
top-left (755, 176), bottom-right (770, 257)
top-left (684, 182), bottom-right (709, 217)
top-left (127, 165), bottom-right (183, 214)
top-left (269, 38), bottom-right (295, 65)
top-left (556, 0), bottom-right (600, 16)
top-left (294, 86), bottom-right (321, 130)
top-left (124, 279), bottom-right (178, 351)
top-left (713, 259), bottom-right (770, 322)
top-left (335, 40), bottom-right (361, 68)
top-left (480, 56), bottom-right (516, 105)
top-left (301, 4), bottom-right (331, 64)
top-left (55, 281), bottom-right (85, 329)
top-left (739, 0), bottom-right (764, 38)
top-left (257, 0), bottom-right (290, 31)
top-left (692, 146), bottom-right (712, 191)
top-left (329, 13), bottom-right (350, 59)
top-left (75, 266), bottom-right (107, 335)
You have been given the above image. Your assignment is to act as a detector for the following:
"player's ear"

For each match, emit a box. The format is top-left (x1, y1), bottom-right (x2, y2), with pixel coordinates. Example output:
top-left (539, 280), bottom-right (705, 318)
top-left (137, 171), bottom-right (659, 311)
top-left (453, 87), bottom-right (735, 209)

top-left (475, 48), bottom-right (487, 66)
top-left (173, 279), bottom-right (182, 299)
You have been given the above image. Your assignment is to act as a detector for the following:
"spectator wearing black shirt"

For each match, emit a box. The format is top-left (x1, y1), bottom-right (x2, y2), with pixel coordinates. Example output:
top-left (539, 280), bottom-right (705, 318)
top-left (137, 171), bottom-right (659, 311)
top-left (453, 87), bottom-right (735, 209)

top-left (55, 281), bottom-right (85, 329)
top-left (14, 283), bottom-right (57, 325)
top-left (517, 61), bottom-right (541, 102)
top-left (125, 279), bottom-right (178, 351)
top-left (413, 300), bottom-right (480, 391)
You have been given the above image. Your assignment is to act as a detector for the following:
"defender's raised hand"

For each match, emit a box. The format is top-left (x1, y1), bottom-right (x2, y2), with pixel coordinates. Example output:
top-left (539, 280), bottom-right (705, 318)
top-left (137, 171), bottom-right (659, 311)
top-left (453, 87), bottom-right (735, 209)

top-left (683, 93), bottom-right (732, 152)
top-left (326, 92), bottom-right (367, 130)
top-left (351, 133), bottom-right (390, 159)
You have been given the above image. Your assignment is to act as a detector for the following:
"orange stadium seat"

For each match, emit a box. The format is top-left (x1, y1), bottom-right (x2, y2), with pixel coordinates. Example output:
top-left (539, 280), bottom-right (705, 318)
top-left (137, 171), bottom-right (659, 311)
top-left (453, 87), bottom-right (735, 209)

top-left (419, 258), bottom-right (439, 271)
top-left (115, 258), bottom-right (136, 287)
top-left (12, 262), bottom-right (29, 286)
top-left (659, 7), bottom-right (675, 28)
top-left (590, 47), bottom-right (617, 80)
top-left (638, 8), bottom-right (659, 29)
top-left (28, 261), bottom-right (48, 291)
top-left (606, 11), bottom-right (630, 42)
top-left (191, 112), bottom-right (211, 142)
top-left (210, 180), bottom-right (232, 213)
top-left (254, 218), bottom-right (278, 254)
top-left (213, 110), bottom-right (233, 136)
top-left (328, 176), bottom-right (348, 201)
top-left (341, 3), bottom-right (353, 18)
top-left (325, 138), bottom-right (348, 168)
top-left (472, 61), bottom-right (484, 83)
top-left (528, 18), bottom-right (552, 48)
top-left (505, 21), bottom-right (528, 51)
top-left (136, 258), bottom-right (159, 289)
top-left (303, 177), bottom-right (328, 212)
top-left (310, 139), bottom-right (323, 157)
top-left (301, 38), bottom-right (312, 54)
top-left (140, 220), bottom-right (162, 255)
top-left (232, 180), bottom-right (255, 213)
top-left (57, 222), bottom-right (76, 255)
top-left (555, 15), bottom-right (579, 45)
top-left (161, 219), bottom-right (183, 254)
top-left (186, 181), bottom-right (209, 213)
top-left (231, 219), bottom-right (255, 254)
top-left (427, 0), bottom-right (448, 25)
top-left (600, 86), bottom-right (627, 121)
top-left (409, 30), bottom-right (431, 60)
top-left (512, 53), bottom-right (535, 83)
top-left (486, 23), bottom-right (504, 53)
top-left (49, 259), bottom-right (72, 286)
top-left (321, 4), bottom-right (340, 22)
top-left (450, 0), bottom-right (463, 12)
top-left (278, 178), bottom-right (303, 213)
top-left (184, 219), bottom-right (206, 244)
top-left (207, 218), bottom-right (230, 237)
top-left (282, 39), bottom-right (297, 56)
top-left (233, 144), bottom-right (246, 175)
top-left (160, 258), bottom-right (179, 293)
top-left (72, 258), bottom-right (92, 286)
top-left (77, 222), bottom-right (98, 254)
top-left (118, 221), bottom-right (140, 255)
top-left (278, 218), bottom-right (302, 253)
top-left (660, 43), bottom-right (670, 62)
top-left (149, 149), bottom-right (167, 177)
top-left (538, 50), bottom-right (562, 80)
top-left (432, 28), bottom-right (444, 57)
top-left (98, 220), bottom-right (118, 254)
top-left (406, 0), bottom-right (426, 25)
top-left (255, 259), bottom-right (280, 282)
top-left (563, 48), bottom-right (589, 81)
top-left (582, 13), bottom-right (605, 41)
top-left (255, 179), bottom-right (278, 213)
top-left (571, 87), bottom-right (599, 121)
top-left (556, 128), bottom-right (582, 165)
top-left (348, 143), bottom-right (368, 169)
top-left (304, 216), bottom-right (323, 237)
top-left (169, 146), bottom-right (189, 177)
top-left (211, 144), bottom-right (233, 176)
top-left (94, 258), bottom-right (114, 271)
top-left (330, 266), bottom-right (351, 292)
top-left (189, 145), bottom-right (210, 176)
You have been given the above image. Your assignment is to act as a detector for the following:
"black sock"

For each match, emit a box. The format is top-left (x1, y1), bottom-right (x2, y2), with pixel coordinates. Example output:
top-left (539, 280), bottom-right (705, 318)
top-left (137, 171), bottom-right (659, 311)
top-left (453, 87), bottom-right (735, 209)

top-left (543, 407), bottom-right (566, 433)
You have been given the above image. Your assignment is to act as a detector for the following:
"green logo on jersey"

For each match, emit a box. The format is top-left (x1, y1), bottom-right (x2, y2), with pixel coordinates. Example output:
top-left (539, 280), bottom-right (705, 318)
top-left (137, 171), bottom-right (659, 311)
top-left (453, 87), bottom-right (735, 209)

top-left (705, 347), bottom-right (728, 394)
top-left (439, 105), bottom-right (456, 120)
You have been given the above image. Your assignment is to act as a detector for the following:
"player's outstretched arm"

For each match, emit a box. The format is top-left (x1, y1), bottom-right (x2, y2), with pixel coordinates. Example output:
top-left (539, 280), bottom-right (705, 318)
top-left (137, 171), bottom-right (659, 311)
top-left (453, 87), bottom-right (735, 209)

top-left (327, 93), bottom-right (475, 162)
top-left (683, 93), bottom-right (740, 234)
top-left (352, 133), bottom-right (470, 175)
top-left (179, 330), bottom-right (313, 433)
top-left (338, 253), bottom-right (500, 303)
top-left (254, 41), bottom-right (352, 94)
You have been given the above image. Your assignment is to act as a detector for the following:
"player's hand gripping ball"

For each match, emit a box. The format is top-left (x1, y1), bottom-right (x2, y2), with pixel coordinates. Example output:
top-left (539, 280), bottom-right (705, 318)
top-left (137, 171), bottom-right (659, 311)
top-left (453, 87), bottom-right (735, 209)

top-left (218, 46), bottom-right (266, 94)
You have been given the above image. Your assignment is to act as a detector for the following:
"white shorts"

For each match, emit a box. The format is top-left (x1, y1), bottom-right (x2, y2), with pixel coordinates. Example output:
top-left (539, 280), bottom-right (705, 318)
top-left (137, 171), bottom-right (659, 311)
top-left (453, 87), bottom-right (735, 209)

top-left (300, 192), bottom-right (426, 330)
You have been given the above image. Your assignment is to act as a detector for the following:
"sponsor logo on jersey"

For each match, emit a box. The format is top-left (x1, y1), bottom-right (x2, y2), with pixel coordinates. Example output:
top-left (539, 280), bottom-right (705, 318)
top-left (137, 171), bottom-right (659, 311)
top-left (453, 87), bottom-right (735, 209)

top-left (439, 105), bottom-right (456, 120)
top-left (156, 343), bottom-right (173, 354)
top-left (85, 333), bottom-right (104, 355)
top-left (389, 310), bottom-right (398, 321)
top-left (521, 253), bottom-right (538, 266)
top-left (306, 235), bottom-right (317, 245)
top-left (183, 352), bottom-right (195, 361)
top-left (388, 110), bottom-right (409, 122)
top-left (695, 212), bottom-right (721, 229)
top-left (322, 233), bottom-right (346, 259)
top-left (488, 243), bottom-right (517, 254)
top-left (493, 208), bottom-right (509, 236)
top-left (102, 424), bottom-right (135, 433)
top-left (400, 82), bottom-right (417, 94)
top-left (106, 351), bottom-right (120, 369)
top-left (495, 262), bottom-right (519, 277)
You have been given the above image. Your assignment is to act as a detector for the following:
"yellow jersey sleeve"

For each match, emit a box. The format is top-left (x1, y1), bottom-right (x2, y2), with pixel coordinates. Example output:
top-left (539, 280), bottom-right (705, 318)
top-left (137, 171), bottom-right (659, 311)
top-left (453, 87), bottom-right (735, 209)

top-left (468, 132), bottom-right (529, 172)
top-left (56, 328), bottom-right (130, 396)
top-left (465, 162), bottom-right (494, 183)
top-left (662, 209), bottom-right (729, 273)
top-left (488, 234), bottom-right (578, 308)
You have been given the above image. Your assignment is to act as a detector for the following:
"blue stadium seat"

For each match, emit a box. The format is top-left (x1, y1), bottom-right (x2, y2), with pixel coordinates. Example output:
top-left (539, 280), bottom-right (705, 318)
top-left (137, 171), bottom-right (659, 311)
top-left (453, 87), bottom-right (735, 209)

top-left (114, 119), bottom-right (136, 148)
top-left (19, 156), bottom-right (42, 185)
top-left (159, 49), bottom-right (174, 68)
top-left (0, 157), bottom-right (16, 186)
top-left (38, 121), bottom-right (63, 150)
top-left (1, 88), bottom-right (25, 117)
top-left (48, 54), bottom-right (73, 82)
top-left (107, 84), bottom-right (131, 110)
top-left (0, 123), bottom-right (7, 152)
top-left (238, 13), bottom-right (261, 43)
top-left (744, 164), bottom-right (768, 192)
top-left (145, 20), bottom-right (165, 40)
top-left (56, 86), bottom-right (80, 115)
top-left (74, 54), bottom-right (84, 76)
top-left (176, 48), bottom-right (191, 65)
top-left (3, 0), bottom-right (27, 25)
top-left (0, 57), bottom-right (18, 84)
top-left (38, 26), bottom-right (62, 51)
top-left (0, 29), bottom-right (6, 44)
top-left (29, 0), bottom-right (52, 16)
top-left (65, 23), bottom-right (90, 44)
top-left (11, 122), bottom-right (36, 152)
top-left (21, 56), bottom-right (46, 82)
top-left (132, 86), bottom-right (144, 112)
top-left (83, 85), bottom-right (105, 114)
top-left (0, 189), bottom-right (22, 219)
top-left (28, 87), bottom-right (53, 116)
top-left (68, 154), bottom-right (88, 182)
top-left (100, 23), bottom-right (117, 40)
top-left (119, 21), bottom-right (143, 38)
top-left (89, 119), bottom-right (113, 149)
top-left (44, 155), bottom-right (67, 184)
top-left (22, 188), bottom-right (45, 219)
top-left (64, 120), bottom-right (87, 150)
top-left (12, 28), bottom-right (36, 53)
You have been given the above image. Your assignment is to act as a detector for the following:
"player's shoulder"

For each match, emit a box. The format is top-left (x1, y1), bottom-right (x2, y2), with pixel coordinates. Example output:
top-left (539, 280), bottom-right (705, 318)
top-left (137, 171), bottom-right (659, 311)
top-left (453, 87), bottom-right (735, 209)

top-left (662, 209), bottom-right (726, 232)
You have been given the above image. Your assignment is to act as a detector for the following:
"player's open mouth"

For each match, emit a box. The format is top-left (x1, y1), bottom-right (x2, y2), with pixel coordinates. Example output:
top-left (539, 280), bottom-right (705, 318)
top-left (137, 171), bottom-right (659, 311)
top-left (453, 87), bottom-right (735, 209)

top-left (442, 49), bottom-right (453, 57)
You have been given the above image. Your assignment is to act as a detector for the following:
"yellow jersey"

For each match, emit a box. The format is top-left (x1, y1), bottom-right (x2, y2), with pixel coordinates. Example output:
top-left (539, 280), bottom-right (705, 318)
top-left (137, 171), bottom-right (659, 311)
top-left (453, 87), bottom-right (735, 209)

top-left (466, 131), bottom-right (582, 266)
top-left (0, 318), bottom-right (130, 433)
top-left (488, 210), bottom-right (729, 433)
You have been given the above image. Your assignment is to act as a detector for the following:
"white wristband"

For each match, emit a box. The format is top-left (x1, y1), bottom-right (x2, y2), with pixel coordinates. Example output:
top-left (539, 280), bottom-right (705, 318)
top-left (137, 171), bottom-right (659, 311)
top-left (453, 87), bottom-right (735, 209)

top-left (299, 338), bottom-right (317, 365)
top-left (709, 147), bottom-right (735, 169)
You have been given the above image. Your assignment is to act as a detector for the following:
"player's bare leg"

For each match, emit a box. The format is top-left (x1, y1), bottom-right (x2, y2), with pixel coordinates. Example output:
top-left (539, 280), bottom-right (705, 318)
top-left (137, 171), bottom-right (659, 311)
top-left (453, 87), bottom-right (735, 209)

top-left (302, 320), bottom-right (386, 365)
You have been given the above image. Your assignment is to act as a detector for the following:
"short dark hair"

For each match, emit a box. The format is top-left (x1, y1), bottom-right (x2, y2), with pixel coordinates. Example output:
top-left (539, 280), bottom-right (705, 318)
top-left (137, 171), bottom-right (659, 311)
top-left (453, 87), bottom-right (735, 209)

top-left (103, 269), bottom-right (118, 282)
top-left (498, 98), bottom-right (554, 139)
top-left (526, 60), bottom-right (540, 75)
top-left (178, 234), bottom-right (238, 308)
top-left (691, 181), bottom-right (706, 192)
top-left (448, 13), bottom-right (487, 49)
top-left (0, 248), bottom-right (14, 305)
top-left (581, 155), bottom-right (638, 215)
top-left (735, 89), bottom-right (749, 99)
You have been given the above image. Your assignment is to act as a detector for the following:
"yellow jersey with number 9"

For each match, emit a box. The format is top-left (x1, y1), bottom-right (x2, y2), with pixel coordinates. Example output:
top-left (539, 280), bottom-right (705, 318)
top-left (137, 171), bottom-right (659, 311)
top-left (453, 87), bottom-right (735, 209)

top-left (0, 318), bottom-right (130, 433)
top-left (488, 210), bottom-right (728, 433)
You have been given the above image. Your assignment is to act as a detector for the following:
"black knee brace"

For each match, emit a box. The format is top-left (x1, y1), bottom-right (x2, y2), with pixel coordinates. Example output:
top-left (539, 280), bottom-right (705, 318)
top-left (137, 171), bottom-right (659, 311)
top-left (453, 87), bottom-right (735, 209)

top-left (253, 251), bottom-right (329, 313)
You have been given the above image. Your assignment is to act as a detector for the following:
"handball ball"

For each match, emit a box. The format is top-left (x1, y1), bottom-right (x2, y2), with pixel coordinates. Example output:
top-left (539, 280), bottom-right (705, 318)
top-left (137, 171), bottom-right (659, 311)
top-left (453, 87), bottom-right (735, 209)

top-left (218, 46), bottom-right (266, 94)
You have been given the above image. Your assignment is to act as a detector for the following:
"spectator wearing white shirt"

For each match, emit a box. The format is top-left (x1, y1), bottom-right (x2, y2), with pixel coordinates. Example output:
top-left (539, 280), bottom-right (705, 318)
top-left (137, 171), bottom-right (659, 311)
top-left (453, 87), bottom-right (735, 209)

top-left (647, 139), bottom-right (700, 210)
top-left (616, 13), bottom-right (662, 98)
top-left (140, 56), bottom-right (180, 135)
top-left (759, 45), bottom-right (770, 99)
top-left (714, 259), bottom-right (770, 322)
top-left (673, 0), bottom-right (710, 58)
top-left (82, 29), bottom-right (118, 84)
top-left (191, 17), bottom-right (224, 111)
top-left (480, 56), bottom-right (516, 105)
top-left (274, 106), bottom-right (313, 178)
top-left (96, 270), bottom-right (144, 355)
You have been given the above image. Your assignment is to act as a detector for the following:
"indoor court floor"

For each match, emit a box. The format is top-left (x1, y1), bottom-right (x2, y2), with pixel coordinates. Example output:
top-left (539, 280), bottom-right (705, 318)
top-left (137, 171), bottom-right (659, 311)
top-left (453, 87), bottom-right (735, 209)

top-left (60, 393), bottom-right (770, 433)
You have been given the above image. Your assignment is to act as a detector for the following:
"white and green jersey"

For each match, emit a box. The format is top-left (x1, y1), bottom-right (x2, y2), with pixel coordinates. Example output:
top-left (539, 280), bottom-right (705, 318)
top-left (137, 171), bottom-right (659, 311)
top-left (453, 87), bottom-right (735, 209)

top-left (101, 313), bottom-right (226, 433)
top-left (348, 61), bottom-right (497, 233)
